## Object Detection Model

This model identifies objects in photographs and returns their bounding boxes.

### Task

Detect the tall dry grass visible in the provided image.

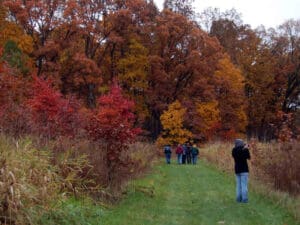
[0,136,60,224]
[0,135,98,224]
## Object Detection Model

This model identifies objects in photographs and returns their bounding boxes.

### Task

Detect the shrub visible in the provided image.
[112,142,158,189]
[0,102,30,137]
[87,84,141,184]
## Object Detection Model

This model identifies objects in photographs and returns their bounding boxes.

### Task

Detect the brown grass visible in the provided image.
[97,142,159,202]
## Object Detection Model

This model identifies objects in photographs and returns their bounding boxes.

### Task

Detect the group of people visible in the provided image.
[163,143,199,165]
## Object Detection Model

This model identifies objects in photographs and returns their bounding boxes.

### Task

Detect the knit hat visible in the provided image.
[234,139,245,148]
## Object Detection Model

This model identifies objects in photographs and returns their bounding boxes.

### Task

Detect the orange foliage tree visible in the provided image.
[214,55,247,139]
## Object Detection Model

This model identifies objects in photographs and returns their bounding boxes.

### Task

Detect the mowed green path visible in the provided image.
[99,160,298,225]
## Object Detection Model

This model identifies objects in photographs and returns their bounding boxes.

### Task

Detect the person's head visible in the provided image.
[234,139,245,148]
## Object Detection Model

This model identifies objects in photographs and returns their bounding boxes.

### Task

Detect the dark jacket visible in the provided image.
[232,146,250,174]
[191,147,199,156]
[164,145,171,154]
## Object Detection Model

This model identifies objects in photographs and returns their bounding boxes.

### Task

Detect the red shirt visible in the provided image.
[176,146,183,154]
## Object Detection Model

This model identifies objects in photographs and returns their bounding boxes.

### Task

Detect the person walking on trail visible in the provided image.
[175,144,183,164]
[191,144,199,165]
[232,139,251,203]
[164,144,172,164]
[182,143,187,164]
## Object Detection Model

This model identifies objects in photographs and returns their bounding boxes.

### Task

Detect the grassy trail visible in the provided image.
[98,160,298,225]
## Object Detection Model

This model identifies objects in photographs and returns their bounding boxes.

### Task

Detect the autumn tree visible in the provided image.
[27,77,83,140]
[4,0,64,76]
[195,100,220,141]
[87,84,141,182]
[277,19,300,112]
[0,17,33,55]
[158,100,192,145]
[203,8,282,139]
[4,0,107,107]
[145,9,223,138]
[163,0,195,19]
[117,39,150,123]
[214,55,247,139]
[1,40,31,75]
[198,7,243,33]
[0,2,33,73]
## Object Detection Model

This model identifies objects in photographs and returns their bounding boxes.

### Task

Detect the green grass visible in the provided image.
[36,198,103,225]
[98,160,299,225]
[43,160,299,225]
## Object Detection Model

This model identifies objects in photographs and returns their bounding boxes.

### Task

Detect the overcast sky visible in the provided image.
[154,0,300,28]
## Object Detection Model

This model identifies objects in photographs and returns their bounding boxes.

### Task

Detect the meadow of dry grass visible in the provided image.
[0,135,158,224]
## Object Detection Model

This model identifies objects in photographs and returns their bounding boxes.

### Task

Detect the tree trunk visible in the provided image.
[87,83,96,108]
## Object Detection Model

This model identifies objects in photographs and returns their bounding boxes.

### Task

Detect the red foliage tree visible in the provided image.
[87,84,141,182]
[27,77,82,140]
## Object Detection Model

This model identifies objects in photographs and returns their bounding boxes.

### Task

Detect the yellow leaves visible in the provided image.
[118,39,149,91]
[196,100,220,132]
[214,55,248,133]
[159,100,192,145]
[0,22,33,54]
[215,55,244,91]
[160,100,184,130]
[117,39,150,121]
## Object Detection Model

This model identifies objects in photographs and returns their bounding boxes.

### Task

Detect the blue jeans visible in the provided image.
[165,153,171,164]
[236,172,249,203]
[177,154,182,164]
[192,155,198,164]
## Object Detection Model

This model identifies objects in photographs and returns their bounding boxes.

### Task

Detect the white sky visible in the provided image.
[154,0,300,28]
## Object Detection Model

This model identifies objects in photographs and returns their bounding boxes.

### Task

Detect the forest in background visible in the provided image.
[0,0,299,224]
[0,0,299,142]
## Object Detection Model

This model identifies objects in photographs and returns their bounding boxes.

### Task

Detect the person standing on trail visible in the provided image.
[175,144,183,164]
[232,139,251,203]
[186,143,192,164]
[164,144,172,164]
[191,144,199,165]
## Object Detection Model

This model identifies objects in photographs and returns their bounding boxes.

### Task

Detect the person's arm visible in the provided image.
[244,146,250,160]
